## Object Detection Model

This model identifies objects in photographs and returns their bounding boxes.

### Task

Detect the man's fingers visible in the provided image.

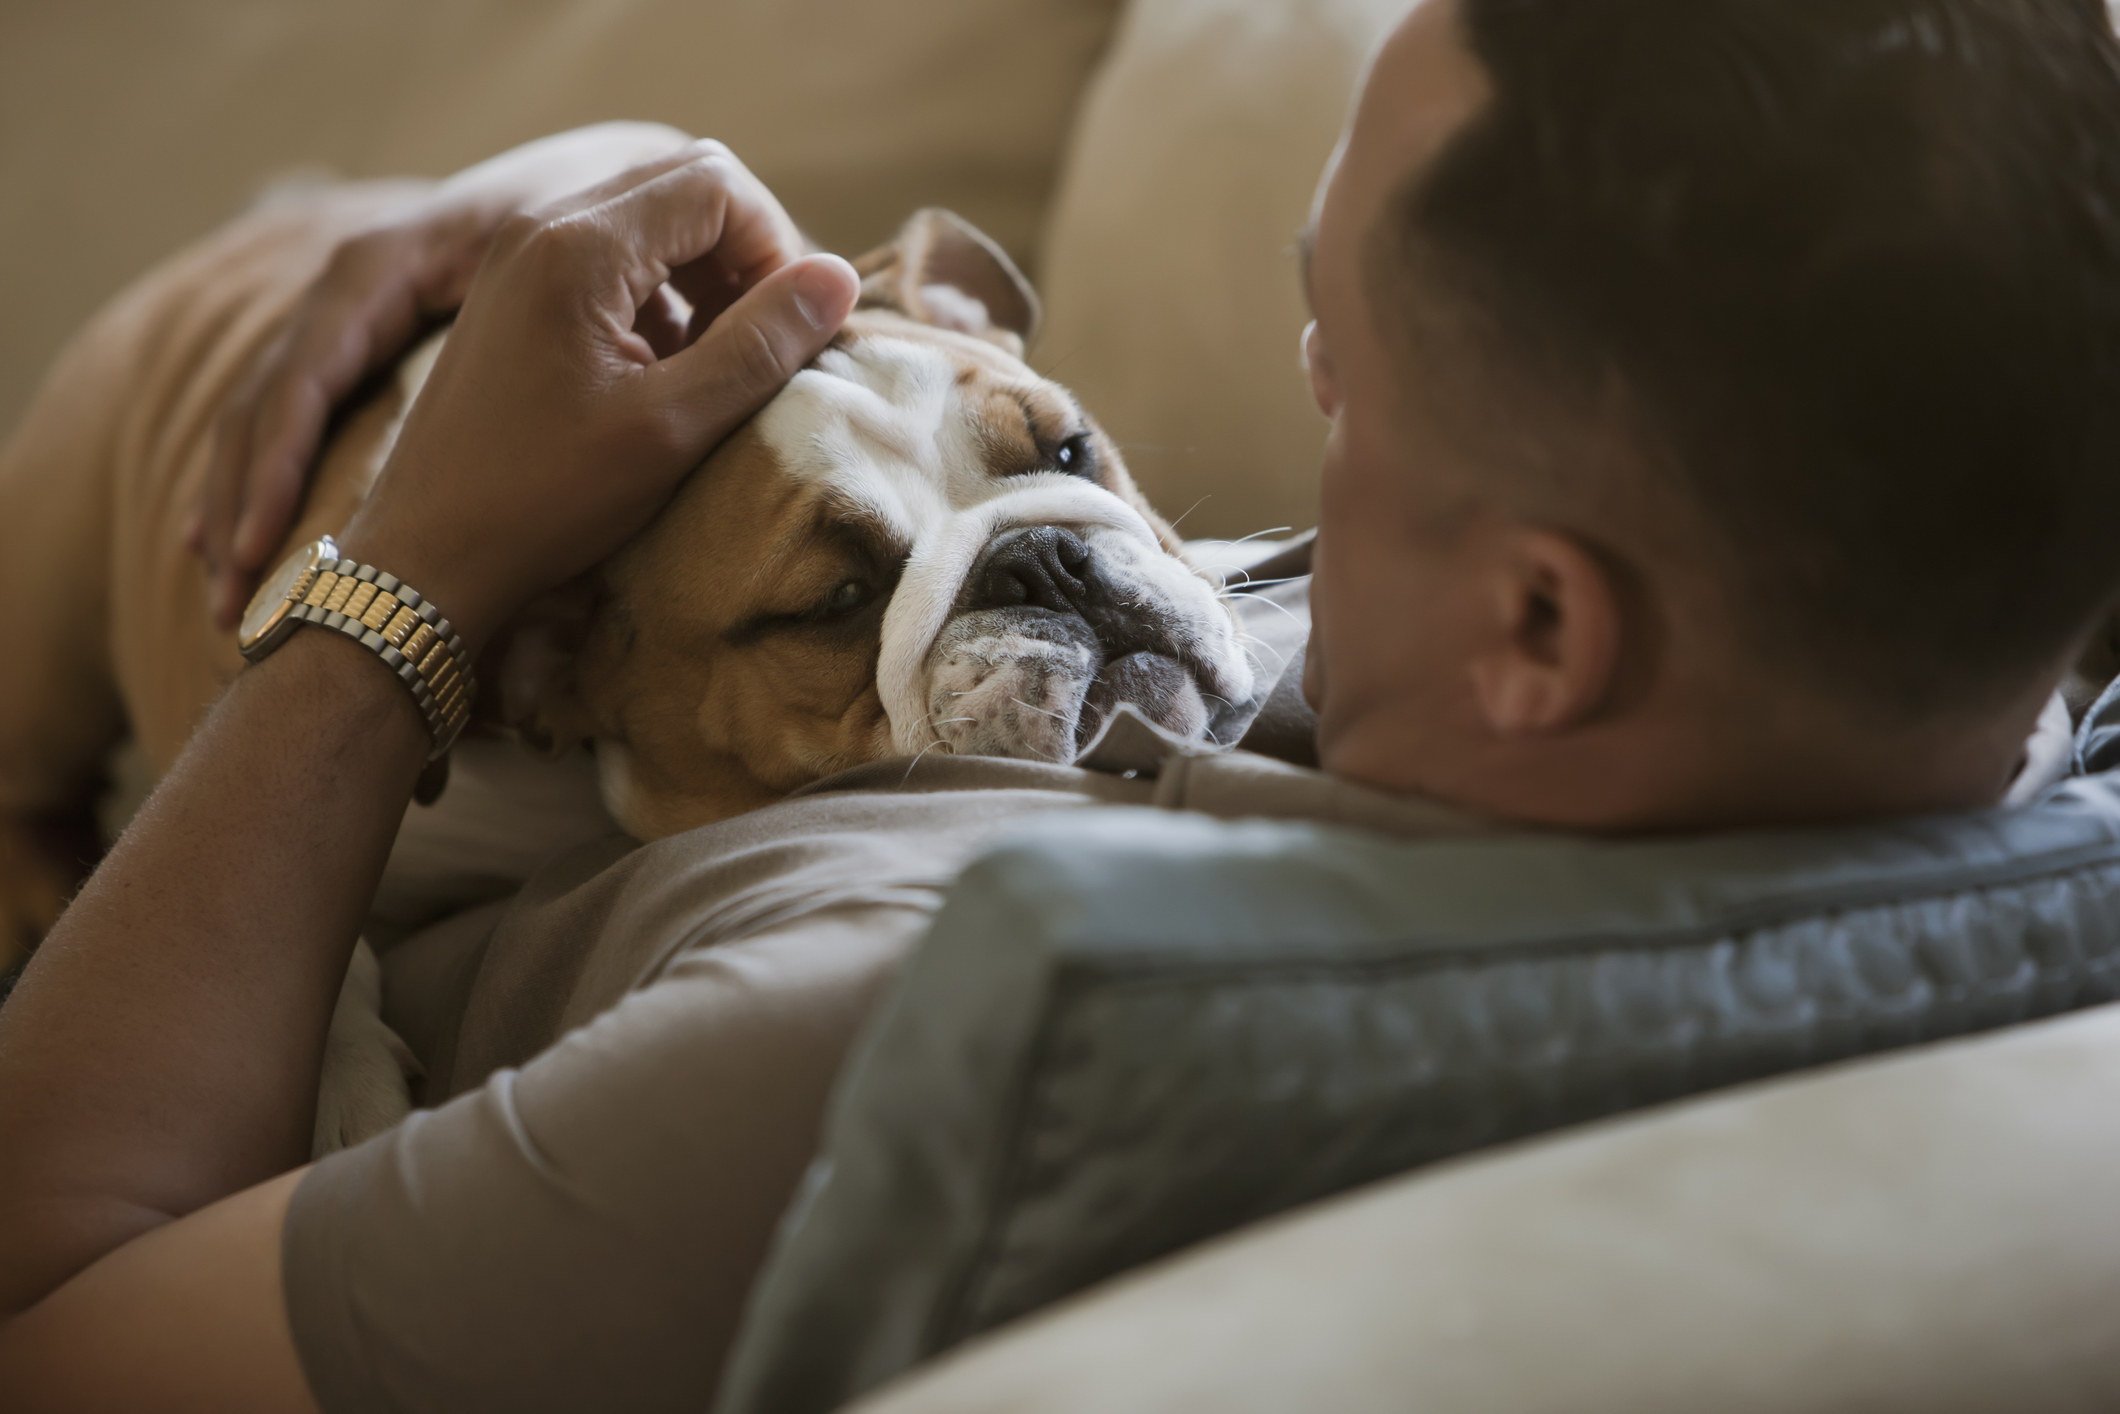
[199,394,258,576]
[632,284,693,361]
[229,380,331,560]
[228,252,435,569]
[229,325,373,571]
[646,253,859,455]
[662,153,807,291]
[556,148,806,311]
[195,234,431,625]
[537,141,802,282]
[434,121,693,212]
[675,261,751,343]
[531,141,724,222]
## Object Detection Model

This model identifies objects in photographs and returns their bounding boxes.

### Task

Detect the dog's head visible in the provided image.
[497,210,1255,839]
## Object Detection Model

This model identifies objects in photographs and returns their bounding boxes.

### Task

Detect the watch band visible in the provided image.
[281,557,474,760]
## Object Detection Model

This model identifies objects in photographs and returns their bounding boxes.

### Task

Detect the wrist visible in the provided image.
[265,620,433,755]
[334,516,508,658]
[244,533,480,761]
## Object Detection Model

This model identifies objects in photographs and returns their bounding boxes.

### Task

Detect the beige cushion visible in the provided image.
[1033,0,1414,539]
[0,0,1122,440]
[852,1002,2120,1414]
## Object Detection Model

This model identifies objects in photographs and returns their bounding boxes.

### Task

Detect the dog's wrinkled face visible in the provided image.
[506,211,1254,839]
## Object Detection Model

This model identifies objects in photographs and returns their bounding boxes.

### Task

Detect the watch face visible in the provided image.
[239,537,334,655]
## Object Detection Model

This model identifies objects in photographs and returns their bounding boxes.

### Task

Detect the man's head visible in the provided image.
[1304,0,2120,828]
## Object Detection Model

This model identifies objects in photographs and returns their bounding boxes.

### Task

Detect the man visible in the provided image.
[3,0,2117,1408]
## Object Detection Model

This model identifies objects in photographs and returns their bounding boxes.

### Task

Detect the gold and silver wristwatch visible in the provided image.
[238,535,474,760]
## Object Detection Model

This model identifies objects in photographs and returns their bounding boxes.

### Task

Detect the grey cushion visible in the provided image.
[713,768,2120,1414]
[2078,673,2120,776]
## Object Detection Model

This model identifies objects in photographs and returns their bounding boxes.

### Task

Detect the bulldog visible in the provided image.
[0,194,1258,1147]
[536,208,1256,836]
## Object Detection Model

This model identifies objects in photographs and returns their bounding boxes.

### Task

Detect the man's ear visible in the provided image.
[479,575,604,755]
[852,208,1041,356]
[1466,527,1622,737]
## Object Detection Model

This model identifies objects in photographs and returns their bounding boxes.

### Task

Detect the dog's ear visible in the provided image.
[478,576,603,757]
[852,208,1041,357]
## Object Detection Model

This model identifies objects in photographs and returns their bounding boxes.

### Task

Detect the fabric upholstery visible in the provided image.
[1032,0,1416,538]
[714,771,2120,1413]
[846,1000,2120,1414]
[0,0,1123,441]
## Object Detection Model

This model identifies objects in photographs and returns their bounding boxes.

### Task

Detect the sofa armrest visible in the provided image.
[851,1002,2120,1414]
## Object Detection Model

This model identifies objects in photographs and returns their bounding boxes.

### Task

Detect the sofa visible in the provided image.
[0,0,1410,542]
[11,2,2120,1409]
[697,689,2120,1412]
[843,1002,2120,1412]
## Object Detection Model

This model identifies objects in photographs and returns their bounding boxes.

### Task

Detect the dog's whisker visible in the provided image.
[1192,527,1298,574]
[1165,494,1213,536]
[1239,647,1291,682]
[1033,338,1089,382]
[901,738,952,784]
[1235,629,1289,656]
[1220,525,1296,549]
[1010,696,1071,724]
[1230,594,1305,628]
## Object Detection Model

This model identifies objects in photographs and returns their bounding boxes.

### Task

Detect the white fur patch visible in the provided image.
[754,334,1254,759]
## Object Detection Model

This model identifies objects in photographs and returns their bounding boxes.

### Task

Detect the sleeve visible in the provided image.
[281,905,923,1414]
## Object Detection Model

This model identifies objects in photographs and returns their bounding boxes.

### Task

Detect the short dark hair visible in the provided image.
[1381,0,2120,715]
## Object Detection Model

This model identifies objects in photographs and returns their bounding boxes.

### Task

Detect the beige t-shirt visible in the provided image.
[282,747,1480,1414]
[280,548,1480,1412]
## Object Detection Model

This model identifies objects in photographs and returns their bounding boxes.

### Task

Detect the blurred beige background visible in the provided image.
[0,0,1411,539]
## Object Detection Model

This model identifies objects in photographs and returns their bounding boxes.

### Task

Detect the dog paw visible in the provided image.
[313,938,423,1157]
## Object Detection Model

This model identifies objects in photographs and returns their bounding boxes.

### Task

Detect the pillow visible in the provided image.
[1032,0,1414,539]
[0,0,1122,440]
[713,770,2120,1414]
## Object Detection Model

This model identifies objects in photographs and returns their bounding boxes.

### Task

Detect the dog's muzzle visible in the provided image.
[959,524,1212,744]
[880,505,1256,764]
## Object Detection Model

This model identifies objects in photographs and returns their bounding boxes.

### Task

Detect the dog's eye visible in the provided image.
[1052,433,1095,478]
[824,579,871,614]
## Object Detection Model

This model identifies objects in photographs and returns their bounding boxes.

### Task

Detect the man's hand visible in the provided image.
[189,122,719,626]
[334,141,860,648]
[0,138,857,1407]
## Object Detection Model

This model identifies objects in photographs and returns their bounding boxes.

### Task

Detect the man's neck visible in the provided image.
[1322,680,2058,835]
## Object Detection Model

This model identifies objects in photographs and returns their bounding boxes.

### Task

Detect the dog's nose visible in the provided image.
[968,526,1094,616]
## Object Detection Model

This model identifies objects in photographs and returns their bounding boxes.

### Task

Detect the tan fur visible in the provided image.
[0,188,411,970]
[0,197,1184,968]
[513,309,1179,838]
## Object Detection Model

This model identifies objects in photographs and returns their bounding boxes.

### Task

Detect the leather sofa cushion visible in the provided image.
[714,765,2120,1414]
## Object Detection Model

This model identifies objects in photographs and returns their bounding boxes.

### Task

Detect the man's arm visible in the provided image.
[0,141,860,1407]
[0,629,422,1314]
